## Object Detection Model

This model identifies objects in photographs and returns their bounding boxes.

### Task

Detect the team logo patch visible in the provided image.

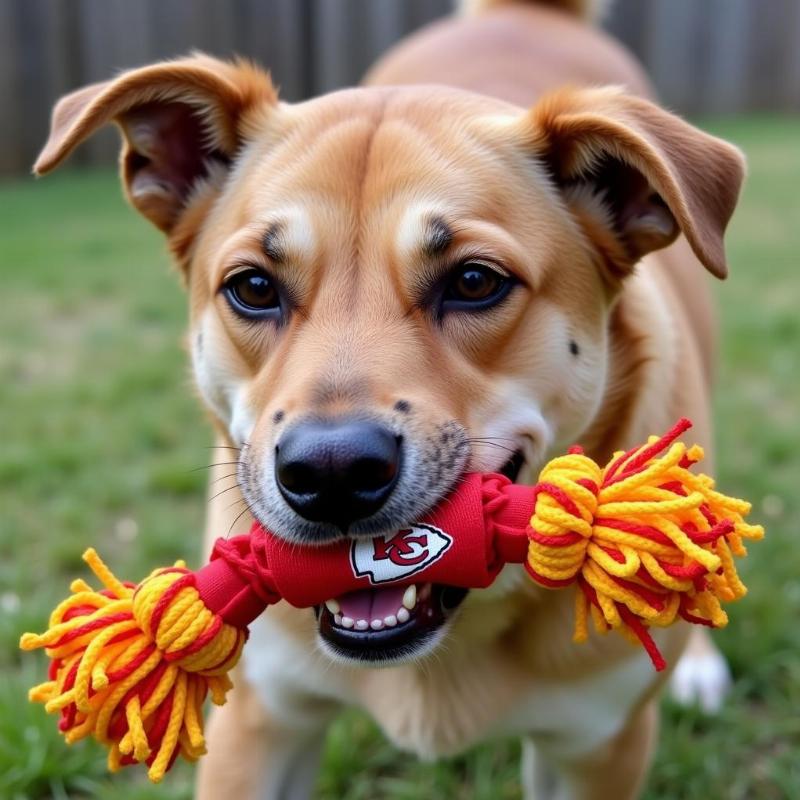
[350,525,453,584]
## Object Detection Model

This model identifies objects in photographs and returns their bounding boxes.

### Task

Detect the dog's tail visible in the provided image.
[459,0,612,23]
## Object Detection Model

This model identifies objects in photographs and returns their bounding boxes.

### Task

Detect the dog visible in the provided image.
[35,0,745,796]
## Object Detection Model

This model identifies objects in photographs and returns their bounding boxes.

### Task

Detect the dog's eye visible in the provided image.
[223,269,281,318]
[442,263,512,311]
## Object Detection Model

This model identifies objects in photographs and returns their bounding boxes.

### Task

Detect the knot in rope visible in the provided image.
[526,450,602,586]
[132,568,245,676]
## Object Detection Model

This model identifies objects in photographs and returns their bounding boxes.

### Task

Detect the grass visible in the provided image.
[0,115,798,799]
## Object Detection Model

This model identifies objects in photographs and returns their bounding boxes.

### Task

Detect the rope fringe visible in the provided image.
[525,419,764,670]
[20,549,244,782]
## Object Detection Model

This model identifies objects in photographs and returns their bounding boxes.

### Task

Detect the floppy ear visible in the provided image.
[35,53,276,234]
[525,87,745,279]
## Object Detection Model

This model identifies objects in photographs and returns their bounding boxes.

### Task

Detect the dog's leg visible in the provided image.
[521,736,560,800]
[668,626,732,713]
[197,669,332,800]
[523,698,659,800]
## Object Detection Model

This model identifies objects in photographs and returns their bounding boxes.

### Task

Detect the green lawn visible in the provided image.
[1,115,798,799]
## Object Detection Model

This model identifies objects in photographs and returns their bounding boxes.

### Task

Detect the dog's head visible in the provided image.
[38,54,744,664]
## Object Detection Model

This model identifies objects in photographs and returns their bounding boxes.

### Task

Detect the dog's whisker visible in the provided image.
[466,440,518,454]
[209,472,240,487]
[188,461,241,473]
[208,484,243,504]
[222,497,247,514]
[227,502,255,537]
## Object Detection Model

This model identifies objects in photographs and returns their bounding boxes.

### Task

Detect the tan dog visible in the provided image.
[35,0,745,797]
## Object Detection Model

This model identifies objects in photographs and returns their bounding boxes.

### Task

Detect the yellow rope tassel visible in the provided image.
[20,549,245,782]
[525,419,764,669]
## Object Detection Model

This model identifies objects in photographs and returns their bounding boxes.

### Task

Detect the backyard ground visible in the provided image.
[0,116,798,799]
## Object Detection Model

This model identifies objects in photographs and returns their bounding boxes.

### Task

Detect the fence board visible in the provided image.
[237,0,309,101]
[605,0,648,52]
[0,1,20,174]
[311,0,367,94]
[365,0,408,64]
[785,1,800,110]
[702,0,753,115]
[73,0,165,163]
[747,0,798,111]
[643,0,705,113]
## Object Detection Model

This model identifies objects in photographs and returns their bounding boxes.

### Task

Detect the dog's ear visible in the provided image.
[35,53,276,234]
[524,87,745,279]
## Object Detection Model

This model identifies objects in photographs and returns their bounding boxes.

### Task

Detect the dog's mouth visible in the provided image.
[499,448,526,482]
[315,448,526,664]
[316,582,469,663]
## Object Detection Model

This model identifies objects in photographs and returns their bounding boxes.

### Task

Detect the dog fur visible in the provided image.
[36,1,745,797]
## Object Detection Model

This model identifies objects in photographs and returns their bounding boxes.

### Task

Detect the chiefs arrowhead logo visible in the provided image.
[350,524,453,584]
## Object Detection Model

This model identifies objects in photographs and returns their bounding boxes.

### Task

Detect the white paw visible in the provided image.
[669,650,732,713]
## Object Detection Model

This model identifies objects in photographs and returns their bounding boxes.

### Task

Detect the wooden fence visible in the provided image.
[1,0,798,174]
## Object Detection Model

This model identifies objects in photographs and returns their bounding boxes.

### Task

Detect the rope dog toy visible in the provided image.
[21,418,763,781]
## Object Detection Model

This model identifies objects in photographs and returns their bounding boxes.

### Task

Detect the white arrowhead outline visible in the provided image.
[349,524,453,585]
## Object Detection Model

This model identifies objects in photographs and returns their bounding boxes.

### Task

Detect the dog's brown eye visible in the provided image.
[223,269,281,318]
[231,272,277,308]
[442,262,513,312]
[449,265,501,301]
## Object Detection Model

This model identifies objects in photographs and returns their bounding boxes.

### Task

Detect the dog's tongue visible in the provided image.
[338,585,406,620]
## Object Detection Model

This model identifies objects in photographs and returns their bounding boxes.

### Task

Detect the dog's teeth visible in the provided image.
[334,613,342,625]
[355,619,369,631]
[341,616,354,629]
[384,614,397,627]
[370,619,384,630]
[396,607,410,623]
[402,585,417,610]
[325,599,341,615]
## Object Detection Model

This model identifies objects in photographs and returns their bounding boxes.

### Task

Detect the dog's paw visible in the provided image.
[669,648,732,713]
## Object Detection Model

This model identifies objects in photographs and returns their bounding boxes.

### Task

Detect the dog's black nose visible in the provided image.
[275,420,401,529]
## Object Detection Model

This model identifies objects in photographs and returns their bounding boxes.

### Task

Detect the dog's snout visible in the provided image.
[275,420,401,529]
